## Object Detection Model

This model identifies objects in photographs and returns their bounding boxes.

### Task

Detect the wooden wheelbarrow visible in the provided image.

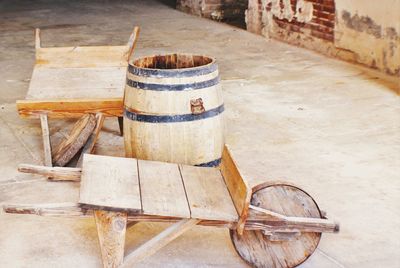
[3,146,339,268]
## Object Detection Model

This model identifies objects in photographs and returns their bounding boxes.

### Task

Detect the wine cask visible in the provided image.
[123,54,224,167]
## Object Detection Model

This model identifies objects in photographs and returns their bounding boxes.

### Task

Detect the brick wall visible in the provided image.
[272,0,335,42]
[177,0,248,28]
[247,0,335,42]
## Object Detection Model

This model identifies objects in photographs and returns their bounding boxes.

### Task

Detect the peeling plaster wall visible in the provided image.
[335,0,400,75]
[245,0,400,76]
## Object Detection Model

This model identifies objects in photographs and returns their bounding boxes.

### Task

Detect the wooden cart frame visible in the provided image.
[4,145,339,268]
[16,28,139,168]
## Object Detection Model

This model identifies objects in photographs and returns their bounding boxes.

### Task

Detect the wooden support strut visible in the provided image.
[39,114,52,167]
[122,219,200,267]
[94,210,128,268]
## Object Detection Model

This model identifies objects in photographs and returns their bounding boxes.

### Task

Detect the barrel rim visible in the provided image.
[129,53,217,78]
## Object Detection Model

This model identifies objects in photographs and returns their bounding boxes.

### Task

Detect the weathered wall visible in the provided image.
[335,0,400,75]
[245,0,400,76]
[176,0,400,76]
[177,0,248,28]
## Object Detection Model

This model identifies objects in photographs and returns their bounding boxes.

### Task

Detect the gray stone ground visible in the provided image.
[0,0,399,267]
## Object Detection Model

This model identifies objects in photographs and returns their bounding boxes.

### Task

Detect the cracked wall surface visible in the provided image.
[335,0,400,76]
[245,0,400,76]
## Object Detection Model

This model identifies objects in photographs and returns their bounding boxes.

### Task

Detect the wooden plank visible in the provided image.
[220,145,251,235]
[52,114,96,166]
[122,219,199,266]
[16,98,123,118]
[18,164,81,181]
[138,160,190,218]
[2,203,235,229]
[179,164,237,221]
[27,67,126,100]
[126,26,140,64]
[79,154,141,212]
[94,210,127,268]
[39,114,52,166]
[76,113,105,167]
[36,45,129,68]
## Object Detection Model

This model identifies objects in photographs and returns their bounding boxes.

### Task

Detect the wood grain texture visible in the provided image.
[36,46,130,68]
[123,219,199,266]
[94,210,127,268]
[124,116,225,166]
[138,160,190,218]
[39,114,52,167]
[52,114,96,166]
[230,184,322,268]
[77,113,105,167]
[79,154,141,212]
[179,164,237,221]
[17,98,123,118]
[18,164,81,181]
[27,67,125,100]
[220,145,251,234]
[126,26,140,64]
[124,54,224,166]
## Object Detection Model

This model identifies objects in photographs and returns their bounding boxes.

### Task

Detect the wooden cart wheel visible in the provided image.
[230,182,322,268]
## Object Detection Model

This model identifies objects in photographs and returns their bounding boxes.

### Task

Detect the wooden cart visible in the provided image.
[4,145,339,268]
[16,28,139,167]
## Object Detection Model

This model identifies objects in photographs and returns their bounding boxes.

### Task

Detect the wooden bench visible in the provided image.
[4,145,339,268]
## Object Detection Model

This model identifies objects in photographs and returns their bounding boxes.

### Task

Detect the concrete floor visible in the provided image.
[1,0,399,267]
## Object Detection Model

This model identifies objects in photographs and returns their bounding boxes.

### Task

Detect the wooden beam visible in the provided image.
[16,98,123,119]
[2,203,89,217]
[52,114,96,166]
[39,114,52,167]
[123,219,200,266]
[2,203,235,228]
[94,210,127,268]
[18,164,81,181]
[126,26,140,63]
[76,113,105,167]
[248,205,339,233]
[35,28,41,49]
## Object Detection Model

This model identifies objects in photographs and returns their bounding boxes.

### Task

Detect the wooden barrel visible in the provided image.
[123,53,225,167]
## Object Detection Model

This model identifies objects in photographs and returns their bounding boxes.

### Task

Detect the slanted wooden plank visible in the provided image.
[76,113,105,167]
[94,210,127,268]
[52,114,96,166]
[39,114,52,166]
[138,160,190,218]
[16,98,123,118]
[220,145,252,235]
[123,219,199,266]
[79,154,141,212]
[179,164,237,221]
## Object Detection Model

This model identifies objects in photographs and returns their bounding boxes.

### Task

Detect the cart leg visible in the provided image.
[94,210,128,268]
[123,219,200,267]
[117,117,123,136]
[39,114,52,167]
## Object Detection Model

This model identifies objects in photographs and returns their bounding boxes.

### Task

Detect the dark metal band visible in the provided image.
[195,158,221,167]
[128,63,218,78]
[124,104,224,123]
[126,76,219,91]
